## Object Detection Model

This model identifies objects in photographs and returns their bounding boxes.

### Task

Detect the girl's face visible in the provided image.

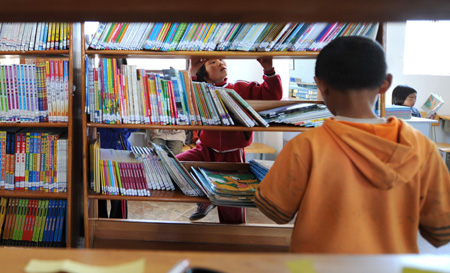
[403,93,417,107]
[204,59,227,83]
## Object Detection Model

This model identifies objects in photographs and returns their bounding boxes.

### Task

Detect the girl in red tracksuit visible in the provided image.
[176,58,283,224]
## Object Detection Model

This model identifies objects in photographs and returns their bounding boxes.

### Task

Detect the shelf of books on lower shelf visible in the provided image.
[0,197,67,247]
[88,137,275,206]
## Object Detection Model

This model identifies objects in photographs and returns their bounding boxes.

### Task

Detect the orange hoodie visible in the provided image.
[255,117,450,253]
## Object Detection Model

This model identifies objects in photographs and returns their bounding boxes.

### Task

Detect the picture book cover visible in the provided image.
[421,93,444,117]
[198,167,260,194]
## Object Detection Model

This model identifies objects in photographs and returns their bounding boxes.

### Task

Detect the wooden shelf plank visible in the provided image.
[0,123,68,128]
[1,0,450,22]
[0,50,70,57]
[88,189,208,203]
[85,50,318,59]
[86,122,311,132]
[0,190,68,199]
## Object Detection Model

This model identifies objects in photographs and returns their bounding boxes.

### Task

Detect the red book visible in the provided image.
[27,199,38,241]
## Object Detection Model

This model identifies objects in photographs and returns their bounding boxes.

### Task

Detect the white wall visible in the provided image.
[386,22,450,115]
[226,59,290,160]
[386,22,450,142]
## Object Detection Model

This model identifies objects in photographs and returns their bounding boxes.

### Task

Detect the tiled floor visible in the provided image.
[128,201,278,224]
[127,201,450,254]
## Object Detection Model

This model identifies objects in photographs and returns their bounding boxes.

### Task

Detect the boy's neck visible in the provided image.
[330,89,379,119]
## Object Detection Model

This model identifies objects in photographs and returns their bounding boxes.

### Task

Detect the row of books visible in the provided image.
[0,198,66,247]
[86,59,267,127]
[0,129,68,193]
[89,137,203,196]
[0,22,70,52]
[0,60,69,123]
[87,22,378,52]
[258,103,333,127]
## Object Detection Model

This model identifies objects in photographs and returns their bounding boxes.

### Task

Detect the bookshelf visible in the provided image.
[0,23,75,248]
[80,22,384,249]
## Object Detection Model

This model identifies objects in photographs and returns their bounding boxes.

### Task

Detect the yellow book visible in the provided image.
[54,22,60,49]
[0,198,7,237]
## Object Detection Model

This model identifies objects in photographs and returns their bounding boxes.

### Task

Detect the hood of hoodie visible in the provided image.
[322,117,420,190]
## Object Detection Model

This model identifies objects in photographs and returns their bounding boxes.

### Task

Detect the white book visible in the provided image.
[31,65,39,122]
[209,86,231,126]
[122,23,137,50]
[132,23,148,50]
[28,23,38,51]
[97,22,113,49]
[217,88,255,127]
[137,23,154,50]
[34,23,42,51]
[126,23,142,50]
[89,22,106,49]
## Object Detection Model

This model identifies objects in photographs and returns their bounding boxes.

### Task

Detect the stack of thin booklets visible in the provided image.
[385,105,412,119]
[190,166,261,207]
[249,159,274,181]
[150,142,205,197]
[258,103,333,127]
[130,146,175,191]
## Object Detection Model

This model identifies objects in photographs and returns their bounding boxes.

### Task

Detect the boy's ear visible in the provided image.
[379,73,393,94]
[314,76,328,97]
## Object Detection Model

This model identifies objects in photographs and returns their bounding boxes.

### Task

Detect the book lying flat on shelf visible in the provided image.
[258,102,333,127]
[421,93,444,118]
[189,165,261,207]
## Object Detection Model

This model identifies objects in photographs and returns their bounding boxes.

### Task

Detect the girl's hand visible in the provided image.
[257,58,273,72]
[189,58,208,76]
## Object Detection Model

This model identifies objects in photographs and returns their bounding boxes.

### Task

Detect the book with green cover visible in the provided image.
[198,167,260,194]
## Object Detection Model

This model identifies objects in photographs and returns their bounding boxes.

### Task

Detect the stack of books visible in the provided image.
[258,103,333,127]
[88,22,378,52]
[190,166,261,207]
[385,105,412,119]
[249,159,274,181]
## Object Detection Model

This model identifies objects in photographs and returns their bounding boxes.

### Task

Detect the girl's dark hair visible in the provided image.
[196,64,208,82]
[392,85,417,105]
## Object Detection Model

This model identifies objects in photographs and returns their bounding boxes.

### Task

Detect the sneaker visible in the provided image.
[189,203,216,221]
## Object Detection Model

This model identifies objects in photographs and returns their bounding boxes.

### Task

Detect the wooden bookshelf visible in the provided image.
[80,21,382,249]
[0,24,75,248]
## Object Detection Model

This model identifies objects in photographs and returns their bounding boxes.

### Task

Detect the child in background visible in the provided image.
[177,58,283,223]
[255,36,450,253]
[146,129,186,155]
[391,85,422,117]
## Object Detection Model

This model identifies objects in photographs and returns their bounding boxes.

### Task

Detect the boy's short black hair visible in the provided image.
[315,36,387,91]
[392,85,417,105]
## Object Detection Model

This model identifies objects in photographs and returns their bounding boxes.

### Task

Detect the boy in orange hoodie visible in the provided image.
[255,36,450,253]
